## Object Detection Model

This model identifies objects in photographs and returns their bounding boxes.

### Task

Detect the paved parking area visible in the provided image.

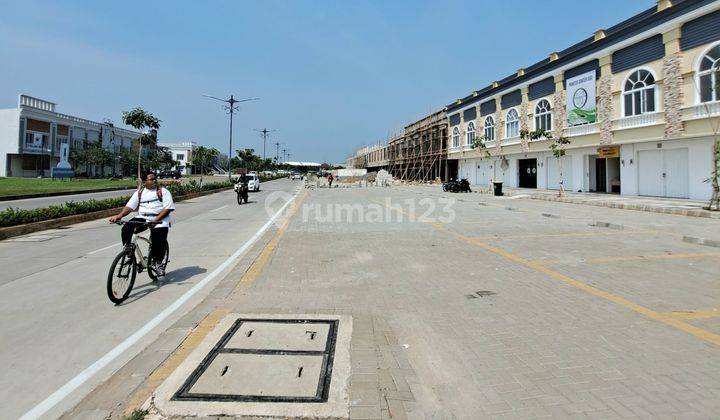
[223,185,720,419]
[66,184,720,419]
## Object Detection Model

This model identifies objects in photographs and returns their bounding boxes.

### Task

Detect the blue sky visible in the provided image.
[0,0,651,163]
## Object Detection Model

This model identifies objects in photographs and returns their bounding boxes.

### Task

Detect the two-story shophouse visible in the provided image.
[446,0,720,200]
[0,95,140,177]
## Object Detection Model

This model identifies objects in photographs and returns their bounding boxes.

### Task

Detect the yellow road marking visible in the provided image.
[373,197,720,347]
[664,308,720,320]
[473,229,665,241]
[586,252,720,264]
[531,252,720,266]
[232,189,308,293]
[124,308,229,415]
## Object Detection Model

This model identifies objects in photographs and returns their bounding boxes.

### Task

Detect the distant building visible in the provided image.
[0,94,140,177]
[158,141,196,175]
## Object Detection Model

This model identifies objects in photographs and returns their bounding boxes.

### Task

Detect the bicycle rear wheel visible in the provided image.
[107,251,136,304]
[148,243,170,281]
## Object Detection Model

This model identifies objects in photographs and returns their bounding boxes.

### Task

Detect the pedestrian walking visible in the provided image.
[328,173,334,188]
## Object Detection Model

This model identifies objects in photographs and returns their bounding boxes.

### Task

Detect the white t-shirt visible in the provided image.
[125,187,175,228]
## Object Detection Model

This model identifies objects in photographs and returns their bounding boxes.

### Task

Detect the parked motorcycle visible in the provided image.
[442,178,472,193]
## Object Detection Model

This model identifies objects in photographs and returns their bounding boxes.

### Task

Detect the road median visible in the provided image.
[0,184,233,241]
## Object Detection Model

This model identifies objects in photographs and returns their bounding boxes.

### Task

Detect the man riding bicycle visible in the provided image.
[109,170,175,276]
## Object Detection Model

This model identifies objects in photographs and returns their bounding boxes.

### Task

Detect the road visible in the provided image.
[0,179,299,419]
[0,188,138,211]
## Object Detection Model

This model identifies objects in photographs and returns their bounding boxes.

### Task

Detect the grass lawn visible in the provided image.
[0,177,137,198]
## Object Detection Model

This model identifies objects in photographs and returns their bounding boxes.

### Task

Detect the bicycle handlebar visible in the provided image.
[113,220,161,226]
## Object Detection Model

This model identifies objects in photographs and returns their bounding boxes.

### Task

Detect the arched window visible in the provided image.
[699,44,720,103]
[484,116,495,141]
[623,69,656,116]
[505,109,519,138]
[466,121,475,146]
[534,99,552,131]
[452,127,460,148]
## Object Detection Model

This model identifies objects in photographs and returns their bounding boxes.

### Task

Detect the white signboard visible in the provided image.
[566,70,597,126]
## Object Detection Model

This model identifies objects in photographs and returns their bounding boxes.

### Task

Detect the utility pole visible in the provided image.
[274,141,281,163]
[281,148,287,163]
[254,128,277,170]
[203,94,259,181]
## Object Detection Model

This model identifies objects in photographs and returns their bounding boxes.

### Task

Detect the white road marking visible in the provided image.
[210,204,228,212]
[20,189,299,420]
[87,242,122,255]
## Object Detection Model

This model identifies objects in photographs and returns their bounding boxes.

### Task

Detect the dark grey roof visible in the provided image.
[446,0,711,113]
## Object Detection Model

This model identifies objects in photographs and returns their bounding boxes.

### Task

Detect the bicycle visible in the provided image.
[107,220,170,304]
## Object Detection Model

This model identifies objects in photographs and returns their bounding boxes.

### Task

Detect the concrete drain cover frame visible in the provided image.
[172,318,338,403]
[154,313,352,419]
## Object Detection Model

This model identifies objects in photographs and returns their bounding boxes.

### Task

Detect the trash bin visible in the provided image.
[493,181,503,196]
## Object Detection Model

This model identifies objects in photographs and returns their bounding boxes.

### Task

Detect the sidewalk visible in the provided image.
[499,187,720,219]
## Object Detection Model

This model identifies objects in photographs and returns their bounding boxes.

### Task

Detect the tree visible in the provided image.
[70,141,114,177]
[520,128,571,197]
[122,108,161,185]
[190,146,219,187]
[147,146,178,172]
[235,148,264,172]
[704,72,720,210]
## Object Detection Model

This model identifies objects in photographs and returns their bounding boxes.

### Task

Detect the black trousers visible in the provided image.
[121,217,168,262]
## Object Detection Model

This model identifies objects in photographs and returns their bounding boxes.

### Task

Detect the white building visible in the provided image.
[158,141,196,175]
[446,1,720,201]
[0,94,140,177]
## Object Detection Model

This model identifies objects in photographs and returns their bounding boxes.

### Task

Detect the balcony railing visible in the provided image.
[565,123,598,137]
[614,112,662,130]
[502,136,521,145]
[22,145,52,154]
[689,101,720,119]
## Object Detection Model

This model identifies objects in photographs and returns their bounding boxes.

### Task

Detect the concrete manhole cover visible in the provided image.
[154,314,352,419]
[173,319,338,403]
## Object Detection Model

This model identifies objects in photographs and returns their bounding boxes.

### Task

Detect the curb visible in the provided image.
[0,187,233,241]
[514,193,720,220]
[0,185,136,201]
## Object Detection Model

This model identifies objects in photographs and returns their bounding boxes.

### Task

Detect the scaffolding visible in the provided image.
[387,109,448,182]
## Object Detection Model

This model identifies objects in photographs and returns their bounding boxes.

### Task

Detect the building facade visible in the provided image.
[158,141,196,175]
[347,109,449,181]
[0,95,140,177]
[446,0,720,200]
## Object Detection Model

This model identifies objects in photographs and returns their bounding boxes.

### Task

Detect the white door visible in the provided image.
[478,160,491,186]
[546,156,573,191]
[638,148,688,198]
[638,150,664,197]
[664,148,688,198]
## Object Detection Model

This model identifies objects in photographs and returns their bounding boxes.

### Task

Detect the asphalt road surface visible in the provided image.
[0,179,299,419]
[0,188,137,211]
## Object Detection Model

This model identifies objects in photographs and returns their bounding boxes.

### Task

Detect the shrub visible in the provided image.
[0,181,234,228]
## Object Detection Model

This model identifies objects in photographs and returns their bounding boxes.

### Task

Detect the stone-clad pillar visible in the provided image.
[552,74,566,136]
[598,55,614,145]
[520,87,530,151]
[493,98,503,155]
[662,27,684,140]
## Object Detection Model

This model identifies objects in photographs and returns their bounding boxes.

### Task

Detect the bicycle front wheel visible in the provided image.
[107,251,136,304]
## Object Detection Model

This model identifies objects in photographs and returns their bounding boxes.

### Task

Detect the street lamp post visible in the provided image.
[203,94,259,181]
